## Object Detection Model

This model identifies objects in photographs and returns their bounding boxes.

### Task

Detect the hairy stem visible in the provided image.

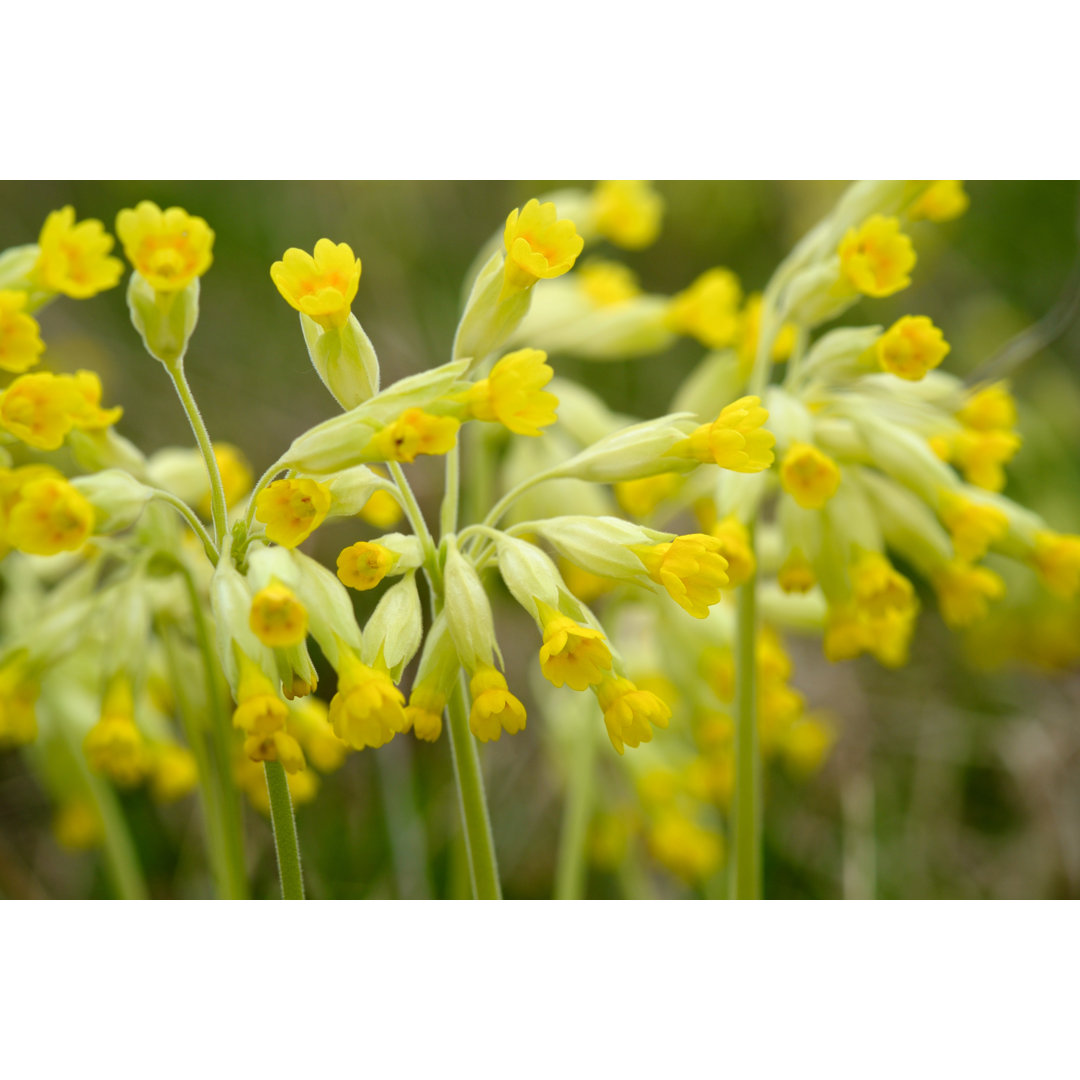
[733,552,762,899]
[264,760,305,899]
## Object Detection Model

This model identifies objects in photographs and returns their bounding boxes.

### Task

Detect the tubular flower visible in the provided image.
[614,472,683,519]
[578,260,642,307]
[231,653,289,736]
[34,206,123,299]
[337,541,399,591]
[468,663,526,742]
[851,552,916,620]
[958,382,1017,432]
[83,674,147,786]
[115,201,215,292]
[0,291,44,373]
[329,647,407,750]
[664,267,742,349]
[6,475,94,555]
[824,602,917,668]
[909,181,969,223]
[404,682,446,742]
[950,428,1020,492]
[254,477,331,547]
[249,582,309,647]
[359,466,402,528]
[940,492,1008,562]
[736,293,797,372]
[1032,531,1080,598]
[536,601,613,691]
[838,215,916,298]
[243,729,307,773]
[673,395,775,472]
[270,239,362,330]
[502,199,584,298]
[589,180,664,250]
[0,658,39,748]
[933,560,1005,627]
[368,408,460,463]
[462,348,558,436]
[780,442,841,509]
[778,549,816,593]
[594,675,671,755]
[710,516,755,587]
[634,534,730,618]
[875,315,950,380]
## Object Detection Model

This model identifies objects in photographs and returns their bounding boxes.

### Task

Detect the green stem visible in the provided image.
[440,445,460,537]
[445,676,501,899]
[554,712,597,900]
[264,760,305,899]
[387,460,442,589]
[150,489,218,565]
[733,548,762,900]
[243,462,285,535]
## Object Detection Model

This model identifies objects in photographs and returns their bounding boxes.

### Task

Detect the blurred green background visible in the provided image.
[1,181,1079,899]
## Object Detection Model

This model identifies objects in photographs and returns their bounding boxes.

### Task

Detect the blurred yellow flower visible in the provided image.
[838,215,915,297]
[0,291,44,373]
[590,180,663,249]
[34,206,123,299]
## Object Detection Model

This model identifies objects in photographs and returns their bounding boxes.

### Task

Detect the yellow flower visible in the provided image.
[287,697,349,772]
[647,811,722,884]
[957,382,1016,432]
[254,477,331,547]
[116,201,214,292]
[594,675,670,755]
[778,549,816,593]
[838,215,916,298]
[328,647,407,750]
[243,729,307,772]
[337,541,399,591]
[34,206,123,299]
[53,800,104,850]
[824,602,916,668]
[577,260,642,307]
[149,743,199,802]
[0,291,45,373]
[558,558,616,604]
[536,601,613,691]
[368,408,460,463]
[462,347,557,436]
[502,199,584,298]
[67,370,123,430]
[1033,531,1080,598]
[950,428,1020,491]
[851,552,916,620]
[933,560,1004,627]
[875,315,950,380]
[672,395,775,472]
[665,267,742,348]
[710,516,755,587]
[359,467,402,528]
[84,673,148,787]
[634,534,729,618]
[909,181,969,223]
[231,653,289,736]
[468,663,526,742]
[939,492,1008,562]
[780,442,841,509]
[270,238,362,330]
[0,371,83,450]
[6,475,94,555]
[404,682,446,742]
[614,472,683,519]
[781,714,836,777]
[590,180,664,249]
[736,293,797,372]
[0,657,39,748]
[249,582,309,647]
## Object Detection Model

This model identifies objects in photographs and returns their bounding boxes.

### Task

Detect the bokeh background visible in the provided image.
[1,180,1079,899]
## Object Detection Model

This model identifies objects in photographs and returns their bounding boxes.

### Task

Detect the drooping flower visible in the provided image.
[536,602,613,691]
[337,541,399,591]
[875,315,949,380]
[594,675,671,754]
[589,180,664,250]
[780,442,841,509]
[368,408,460,463]
[249,582,309,647]
[634,534,729,618]
[672,395,775,472]
[665,267,742,349]
[468,663,526,742]
[461,347,557,436]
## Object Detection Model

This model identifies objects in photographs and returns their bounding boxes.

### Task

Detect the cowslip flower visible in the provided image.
[337,541,399,591]
[243,729,306,773]
[950,428,1021,492]
[270,239,362,330]
[0,658,39,748]
[34,206,123,299]
[328,647,407,750]
[1032,531,1080,598]
[634,534,729,618]
[288,698,349,772]
[231,653,289,736]
[0,291,45,373]
[875,315,950,380]
[589,180,664,250]
[536,602,613,691]
[672,395,775,472]
[0,371,84,449]
[502,199,584,298]
[838,215,916,297]
[594,675,671,754]
[909,181,969,223]
[461,347,557,436]
[254,477,332,547]
[933,560,1005,627]
[468,663,526,742]
[115,201,214,292]
[780,442,841,509]
[939,492,1008,562]
[710,516,755,587]
[851,552,916,621]
[665,267,742,349]
[148,743,199,803]
[614,473,683,519]
[83,674,147,786]
[404,682,446,743]
[958,382,1016,431]
[249,582,309,647]
[577,260,642,307]
[647,811,722,883]
[368,408,459,463]
[778,549,816,593]
[5,474,94,555]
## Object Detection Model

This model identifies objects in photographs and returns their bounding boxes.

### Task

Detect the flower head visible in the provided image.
[710,516,755,587]
[502,199,584,298]
[270,239,362,330]
[634,534,729,618]
[665,267,742,348]
[0,658,39,748]
[115,201,214,292]
[1033,531,1080,598]
[0,371,82,450]
[537,602,613,691]
[958,382,1017,432]
[462,347,557,436]
[909,181,969,223]
[468,663,526,742]
[590,180,663,250]
[838,215,916,298]
[875,315,950,380]
[673,395,775,472]
[933,560,1004,627]
[148,743,199,803]
[328,647,407,750]
[34,206,123,299]
[404,682,446,743]
[950,428,1021,492]
[337,541,399,591]
[940,492,1008,562]
[231,653,288,736]
[368,408,460,463]
[577,260,642,307]
[5,474,94,555]
[595,675,671,755]
[83,674,147,786]
[0,291,44,373]
[780,442,841,509]
[254,477,331,547]
[250,582,309,647]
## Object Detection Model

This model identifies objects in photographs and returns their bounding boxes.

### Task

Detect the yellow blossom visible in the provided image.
[780,442,841,509]
[213,444,253,510]
[537,602,613,691]
[249,582,309,647]
[951,428,1021,491]
[34,206,123,299]
[781,714,836,776]
[359,467,402,528]
[149,743,199,802]
[83,673,148,786]
[502,199,584,298]
[287,697,348,772]
[710,516,755,587]
[838,215,916,298]
[68,370,123,430]
[254,477,331,547]
[778,549,816,593]
[0,371,83,449]
[328,647,407,750]
[909,181,969,223]
[404,682,446,743]
[115,201,214,292]
[368,408,460,463]
[0,291,44,373]
[243,729,307,772]
[53,800,104,850]
[270,238,362,330]
[852,552,916,620]
[824,602,916,668]
[235,754,319,814]
[590,180,664,249]
[614,472,683,519]
[468,663,526,742]
[933,560,1005,627]
[337,541,399,591]
[1032,531,1080,598]
[594,675,670,755]
[665,267,742,348]
[577,260,642,307]
[647,811,722,884]
[875,315,950,380]
[0,658,38,748]
[6,475,94,555]
[231,653,288,736]
[635,533,729,617]
[462,348,558,436]
[940,492,1008,562]
[673,395,775,472]
[958,382,1016,431]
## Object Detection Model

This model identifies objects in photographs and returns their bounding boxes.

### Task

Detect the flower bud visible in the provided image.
[300,312,379,410]
[443,540,497,670]
[493,533,565,620]
[527,515,663,580]
[361,572,423,681]
[71,469,154,533]
[549,415,698,484]
[125,272,200,366]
